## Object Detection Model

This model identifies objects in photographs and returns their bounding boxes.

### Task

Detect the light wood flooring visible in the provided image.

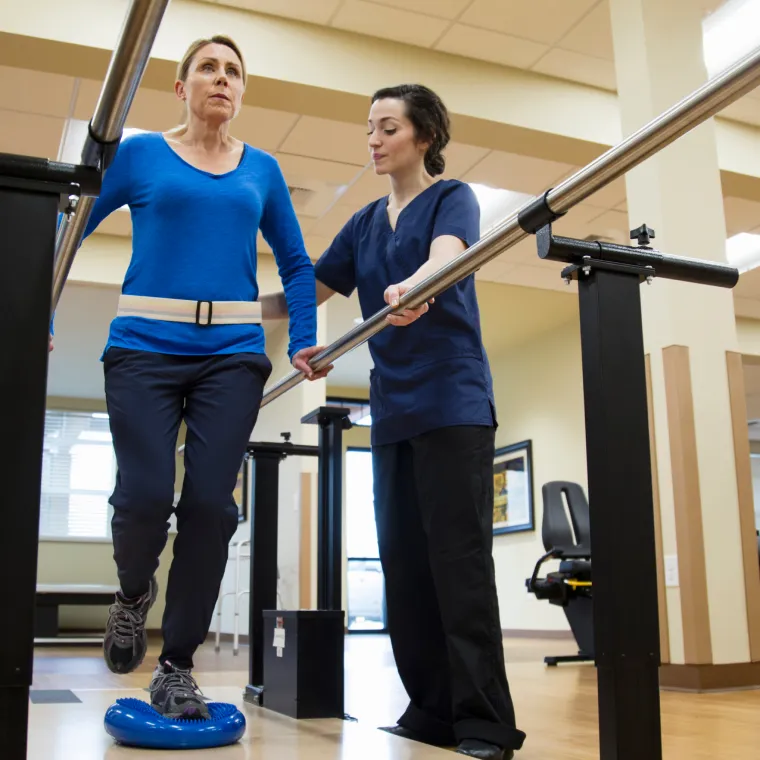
[25,634,760,759]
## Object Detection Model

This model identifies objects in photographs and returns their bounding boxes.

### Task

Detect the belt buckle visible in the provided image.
[195,300,213,326]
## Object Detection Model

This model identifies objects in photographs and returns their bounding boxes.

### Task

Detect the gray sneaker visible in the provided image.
[149,661,210,720]
[103,576,158,674]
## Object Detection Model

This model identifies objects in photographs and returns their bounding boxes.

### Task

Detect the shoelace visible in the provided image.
[149,669,206,700]
[107,604,144,643]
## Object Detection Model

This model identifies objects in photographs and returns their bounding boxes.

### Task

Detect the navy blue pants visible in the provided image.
[372,426,525,751]
[103,347,272,669]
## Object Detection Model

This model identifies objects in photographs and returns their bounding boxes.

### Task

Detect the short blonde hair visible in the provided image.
[177,34,247,84]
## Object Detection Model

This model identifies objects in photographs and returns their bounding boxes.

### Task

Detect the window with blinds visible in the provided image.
[40,409,117,539]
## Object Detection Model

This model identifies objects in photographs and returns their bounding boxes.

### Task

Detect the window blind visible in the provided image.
[40,409,116,539]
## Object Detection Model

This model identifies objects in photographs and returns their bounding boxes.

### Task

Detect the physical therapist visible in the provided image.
[266,83,525,760]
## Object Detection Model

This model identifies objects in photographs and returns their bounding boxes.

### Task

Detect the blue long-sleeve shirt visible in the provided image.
[80,132,316,360]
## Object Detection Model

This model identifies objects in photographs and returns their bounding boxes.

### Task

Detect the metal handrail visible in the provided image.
[51,0,171,311]
[261,44,760,408]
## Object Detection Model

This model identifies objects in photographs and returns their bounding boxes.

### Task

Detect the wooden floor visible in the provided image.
[26,634,760,759]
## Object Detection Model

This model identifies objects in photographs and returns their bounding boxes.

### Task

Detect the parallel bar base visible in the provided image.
[0,687,30,760]
[243,684,264,706]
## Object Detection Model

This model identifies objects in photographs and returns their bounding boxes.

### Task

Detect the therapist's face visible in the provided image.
[367,98,430,176]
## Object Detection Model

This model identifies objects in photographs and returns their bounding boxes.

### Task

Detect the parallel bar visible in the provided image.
[0,188,58,758]
[537,231,740,288]
[261,44,760,408]
[51,0,171,311]
[0,154,101,197]
[246,441,319,458]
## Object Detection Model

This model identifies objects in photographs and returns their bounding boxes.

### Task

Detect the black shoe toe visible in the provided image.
[456,739,514,759]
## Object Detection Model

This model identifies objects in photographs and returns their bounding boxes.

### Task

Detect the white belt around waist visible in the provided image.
[117,295,262,326]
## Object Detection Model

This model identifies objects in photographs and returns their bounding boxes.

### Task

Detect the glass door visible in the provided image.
[345,447,387,632]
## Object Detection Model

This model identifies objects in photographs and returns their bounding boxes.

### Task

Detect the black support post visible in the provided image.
[0,186,59,758]
[244,446,284,705]
[302,407,352,612]
[243,437,320,706]
[576,265,662,760]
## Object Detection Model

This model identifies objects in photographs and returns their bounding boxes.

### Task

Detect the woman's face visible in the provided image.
[176,43,245,125]
[367,98,429,176]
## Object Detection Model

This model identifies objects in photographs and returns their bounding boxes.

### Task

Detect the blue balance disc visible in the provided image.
[104,698,246,749]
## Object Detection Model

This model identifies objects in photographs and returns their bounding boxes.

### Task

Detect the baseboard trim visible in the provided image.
[501,629,574,640]
[660,662,760,692]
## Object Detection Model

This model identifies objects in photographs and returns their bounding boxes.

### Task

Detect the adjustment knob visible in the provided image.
[630,224,655,247]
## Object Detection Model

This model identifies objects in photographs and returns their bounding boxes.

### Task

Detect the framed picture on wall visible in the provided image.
[233,454,250,523]
[492,440,534,535]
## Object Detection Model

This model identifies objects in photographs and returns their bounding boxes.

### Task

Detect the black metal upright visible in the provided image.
[245,446,283,703]
[0,179,64,757]
[302,407,352,611]
[244,437,319,706]
[575,260,662,760]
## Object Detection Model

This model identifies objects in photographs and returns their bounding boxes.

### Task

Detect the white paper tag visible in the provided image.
[273,628,285,648]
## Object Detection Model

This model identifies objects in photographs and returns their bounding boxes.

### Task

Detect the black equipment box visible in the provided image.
[262,610,345,719]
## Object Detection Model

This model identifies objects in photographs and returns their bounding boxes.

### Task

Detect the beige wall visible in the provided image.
[490,315,586,633]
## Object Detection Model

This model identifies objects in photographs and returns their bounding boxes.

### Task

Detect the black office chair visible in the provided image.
[525,481,594,666]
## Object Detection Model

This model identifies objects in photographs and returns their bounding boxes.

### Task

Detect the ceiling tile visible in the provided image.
[461,0,599,46]
[310,203,357,238]
[232,106,300,151]
[531,49,617,91]
[580,176,627,210]
[339,167,389,207]
[583,208,630,243]
[441,142,492,179]
[435,24,547,70]
[0,109,64,159]
[115,88,184,133]
[724,196,760,236]
[303,235,335,260]
[219,0,343,24]
[500,263,576,292]
[279,115,370,166]
[462,151,575,196]
[366,0,472,20]
[331,0,450,48]
[276,152,362,187]
[556,0,615,61]
[0,66,76,118]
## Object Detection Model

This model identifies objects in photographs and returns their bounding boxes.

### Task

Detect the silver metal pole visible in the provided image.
[51,0,171,310]
[261,43,760,408]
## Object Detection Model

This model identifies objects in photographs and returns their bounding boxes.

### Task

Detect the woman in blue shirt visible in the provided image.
[313,86,526,759]
[54,35,323,719]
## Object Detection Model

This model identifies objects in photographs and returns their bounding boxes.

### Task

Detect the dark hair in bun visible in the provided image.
[371,83,451,177]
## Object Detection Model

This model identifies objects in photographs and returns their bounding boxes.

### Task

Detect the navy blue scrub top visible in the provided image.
[314,179,497,447]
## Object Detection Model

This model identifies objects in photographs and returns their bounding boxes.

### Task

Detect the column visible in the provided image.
[608,0,760,688]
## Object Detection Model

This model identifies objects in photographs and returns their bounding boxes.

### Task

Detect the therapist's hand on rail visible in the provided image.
[49,333,54,352]
[384,281,432,326]
[291,345,334,381]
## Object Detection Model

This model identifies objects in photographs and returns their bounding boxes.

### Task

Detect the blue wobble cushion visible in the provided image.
[104,698,246,749]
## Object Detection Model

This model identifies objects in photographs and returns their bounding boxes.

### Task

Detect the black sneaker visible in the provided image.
[103,576,158,674]
[149,661,210,720]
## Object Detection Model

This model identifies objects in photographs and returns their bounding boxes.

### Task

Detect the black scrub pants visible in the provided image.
[372,425,526,751]
[103,346,272,669]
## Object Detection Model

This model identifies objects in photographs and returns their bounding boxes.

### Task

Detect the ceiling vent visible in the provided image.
[288,185,316,212]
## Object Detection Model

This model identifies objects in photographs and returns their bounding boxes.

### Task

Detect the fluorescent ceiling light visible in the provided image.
[468,183,533,235]
[726,232,760,272]
[703,0,760,78]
